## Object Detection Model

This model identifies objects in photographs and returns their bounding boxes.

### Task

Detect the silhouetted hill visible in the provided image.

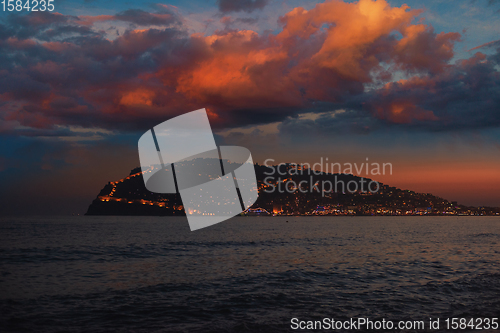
[86,162,499,216]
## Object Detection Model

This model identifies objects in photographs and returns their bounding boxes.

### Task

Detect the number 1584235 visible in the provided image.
[2,0,54,11]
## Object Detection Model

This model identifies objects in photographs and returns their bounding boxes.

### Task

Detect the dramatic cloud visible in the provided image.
[0,0,499,137]
[277,109,381,136]
[365,51,500,129]
[77,8,181,27]
[217,0,269,13]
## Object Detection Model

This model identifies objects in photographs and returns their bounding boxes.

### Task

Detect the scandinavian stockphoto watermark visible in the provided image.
[138,108,258,231]
[290,317,499,330]
[262,158,392,196]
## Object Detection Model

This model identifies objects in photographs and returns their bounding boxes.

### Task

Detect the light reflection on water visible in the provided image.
[0,216,499,332]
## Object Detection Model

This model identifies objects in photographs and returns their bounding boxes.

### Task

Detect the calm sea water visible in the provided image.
[0,216,499,332]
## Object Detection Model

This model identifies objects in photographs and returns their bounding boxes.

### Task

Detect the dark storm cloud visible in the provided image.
[0,7,180,41]
[0,5,206,134]
[75,6,182,27]
[1,0,500,139]
[4,12,73,39]
[114,9,181,27]
[39,25,100,41]
[362,51,500,131]
[217,0,269,13]
[278,109,382,137]
[273,44,500,134]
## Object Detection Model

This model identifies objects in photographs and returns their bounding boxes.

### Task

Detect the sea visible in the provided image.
[0,216,499,332]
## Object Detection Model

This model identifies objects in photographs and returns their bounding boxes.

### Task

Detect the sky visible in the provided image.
[0,0,500,215]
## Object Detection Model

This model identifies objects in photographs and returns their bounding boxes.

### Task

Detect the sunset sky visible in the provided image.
[1,0,500,215]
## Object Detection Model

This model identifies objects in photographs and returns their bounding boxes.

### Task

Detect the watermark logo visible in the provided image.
[138,108,258,231]
[262,158,391,196]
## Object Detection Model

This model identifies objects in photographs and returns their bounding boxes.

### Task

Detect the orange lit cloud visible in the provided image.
[373,100,438,124]
[120,89,155,107]
[0,0,490,132]
[165,0,460,115]
[174,30,297,109]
